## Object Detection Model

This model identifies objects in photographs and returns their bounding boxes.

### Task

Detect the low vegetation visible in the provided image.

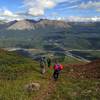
[0,49,100,100]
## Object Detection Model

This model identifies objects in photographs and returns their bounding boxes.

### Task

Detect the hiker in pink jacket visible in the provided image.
[53,60,63,81]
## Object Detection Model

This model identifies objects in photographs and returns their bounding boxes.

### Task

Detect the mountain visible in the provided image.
[7,19,70,30]
[0,20,18,30]
[0,20,6,24]
[8,20,35,30]
[34,19,69,29]
[0,20,7,29]
[0,19,100,49]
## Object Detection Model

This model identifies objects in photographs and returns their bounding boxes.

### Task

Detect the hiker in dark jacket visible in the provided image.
[53,60,63,81]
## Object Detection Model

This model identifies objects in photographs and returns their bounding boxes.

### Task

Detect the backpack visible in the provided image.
[60,64,63,70]
[54,64,63,71]
[40,58,46,67]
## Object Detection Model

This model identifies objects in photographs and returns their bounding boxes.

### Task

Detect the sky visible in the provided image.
[0,0,100,21]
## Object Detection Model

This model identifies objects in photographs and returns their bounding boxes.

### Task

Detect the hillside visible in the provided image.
[0,49,39,79]
[49,60,100,100]
[0,49,77,100]
[65,59,100,79]
[0,20,5,24]
[0,49,100,100]
[0,49,50,100]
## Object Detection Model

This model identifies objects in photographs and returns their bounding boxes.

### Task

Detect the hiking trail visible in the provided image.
[32,77,57,100]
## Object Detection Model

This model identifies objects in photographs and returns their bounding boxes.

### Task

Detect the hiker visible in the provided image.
[47,57,51,68]
[40,57,46,74]
[53,60,63,81]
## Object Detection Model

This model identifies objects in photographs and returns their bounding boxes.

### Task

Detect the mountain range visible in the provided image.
[0,19,70,30]
[0,19,100,49]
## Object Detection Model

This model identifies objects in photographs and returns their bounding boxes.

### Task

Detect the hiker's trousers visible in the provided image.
[53,70,60,80]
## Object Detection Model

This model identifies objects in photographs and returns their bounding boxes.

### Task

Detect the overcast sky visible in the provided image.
[0,0,100,21]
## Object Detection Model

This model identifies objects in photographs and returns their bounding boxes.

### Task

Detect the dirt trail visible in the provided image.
[32,64,85,100]
[32,79,56,100]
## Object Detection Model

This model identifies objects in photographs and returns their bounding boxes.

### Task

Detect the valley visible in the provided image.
[4,47,100,62]
[0,19,100,50]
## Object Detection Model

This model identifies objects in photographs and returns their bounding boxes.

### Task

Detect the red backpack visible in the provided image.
[60,64,63,70]
[54,64,63,70]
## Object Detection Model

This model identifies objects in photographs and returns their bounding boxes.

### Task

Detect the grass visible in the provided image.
[0,49,48,100]
[0,49,39,80]
[47,68,100,100]
[85,51,100,58]
[0,71,50,100]
[62,56,83,64]
[0,49,100,100]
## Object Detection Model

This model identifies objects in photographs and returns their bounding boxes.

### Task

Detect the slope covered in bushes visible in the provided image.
[0,49,39,79]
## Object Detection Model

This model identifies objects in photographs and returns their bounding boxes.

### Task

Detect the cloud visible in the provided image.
[0,8,18,17]
[65,16,100,22]
[23,0,56,16]
[79,1,100,12]
[54,0,79,3]
[0,0,80,21]
[0,8,24,21]
[23,0,79,16]
[67,5,78,9]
